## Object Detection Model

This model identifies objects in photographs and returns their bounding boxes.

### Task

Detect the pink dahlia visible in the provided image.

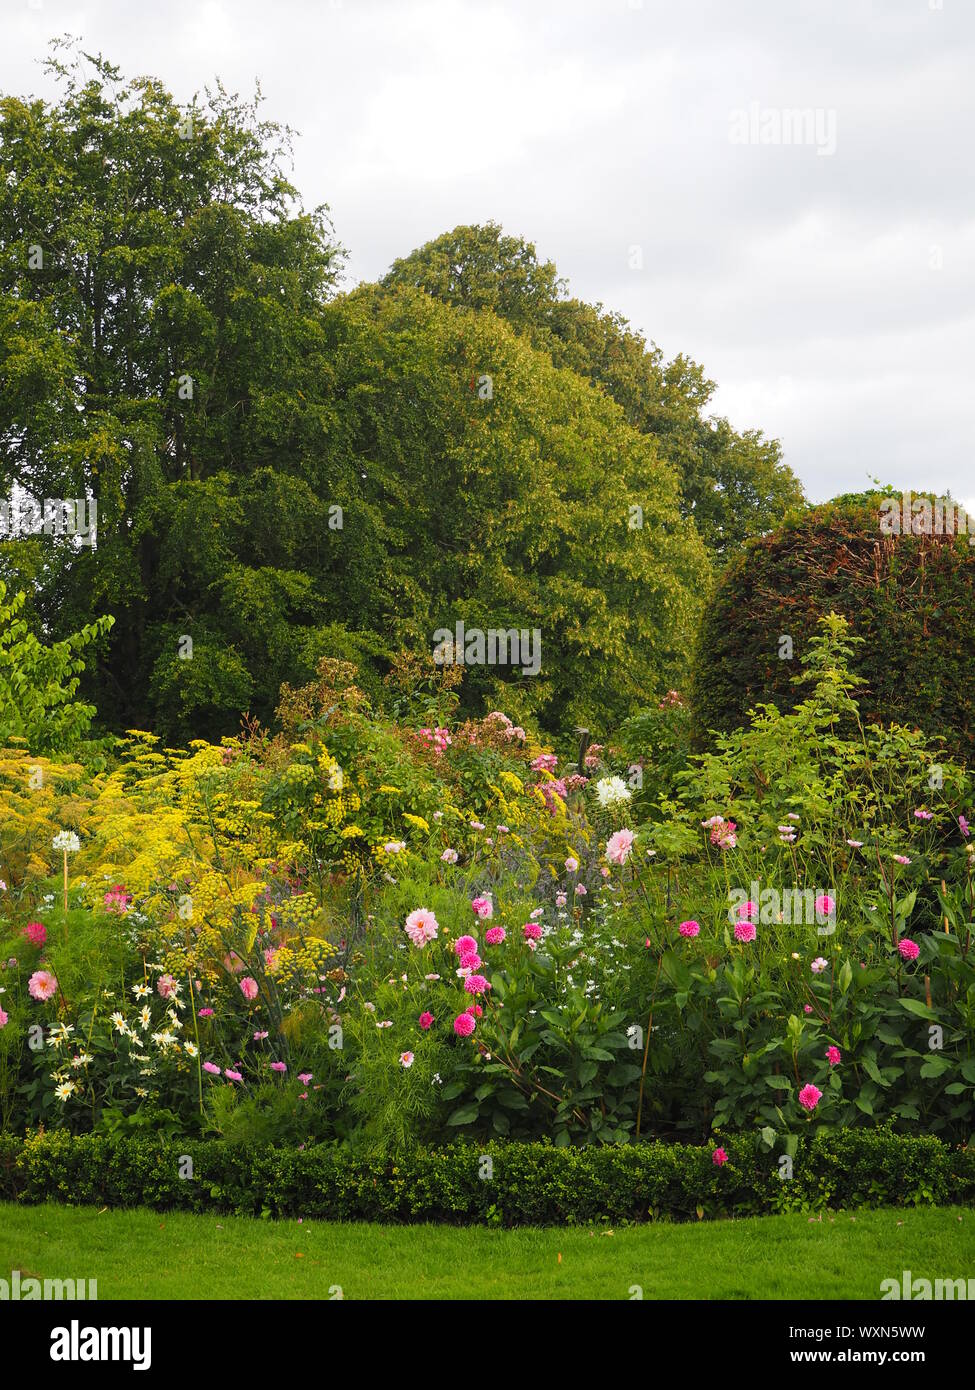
[733,920,757,943]
[798,1083,822,1111]
[404,908,439,947]
[712,1147,729,1166]
[813,894,835,919]
[418,1011,434,1030]
[21,921,47,948]
[464,974,490,995]
[454,935,478,956]
[239,976,259,1002]
[453,1012,476,1037]
[28,970,58,1002]
[897,938,920,961]
[485,926,506,945]
[523,922,542,941]
[826,1046,841,1066]
[458,951,482,970]
[679,920,700,938]
[471,895,493,920]
[157,974,178,999]
[606,829,635,866]
[736,900,758,919]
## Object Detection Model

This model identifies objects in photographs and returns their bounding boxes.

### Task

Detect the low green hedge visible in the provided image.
[1,1129,973,1225]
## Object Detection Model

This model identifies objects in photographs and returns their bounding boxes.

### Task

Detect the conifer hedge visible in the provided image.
[692,492,975,758]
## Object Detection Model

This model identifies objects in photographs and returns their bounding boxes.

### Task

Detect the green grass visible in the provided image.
[1,1203,973,1299]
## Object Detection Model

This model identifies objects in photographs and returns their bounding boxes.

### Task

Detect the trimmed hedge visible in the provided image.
[1,1130,973,1226]
[693,492,975,757]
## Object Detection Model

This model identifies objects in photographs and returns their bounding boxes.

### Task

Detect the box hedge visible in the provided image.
[1,1129,972,1226]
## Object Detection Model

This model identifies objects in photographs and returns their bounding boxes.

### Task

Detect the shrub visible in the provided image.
[692,491,975,760]
[1,1129,972,1225]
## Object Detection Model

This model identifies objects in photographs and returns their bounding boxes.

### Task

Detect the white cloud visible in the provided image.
[1,0,973,507]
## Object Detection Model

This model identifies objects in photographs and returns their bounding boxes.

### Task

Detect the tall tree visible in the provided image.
[383,222,805,555]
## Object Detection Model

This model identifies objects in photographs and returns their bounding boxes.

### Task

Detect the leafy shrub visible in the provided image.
[1,1129,972,1225]
[692,491,975,760]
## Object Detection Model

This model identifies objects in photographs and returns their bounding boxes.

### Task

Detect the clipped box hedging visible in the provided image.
[1,1129,972,1226]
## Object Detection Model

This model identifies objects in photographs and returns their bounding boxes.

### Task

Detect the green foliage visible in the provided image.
[693,490,975,760]
[383,221,805,555]
[0,583,113,753]
[2,1128,973,1224]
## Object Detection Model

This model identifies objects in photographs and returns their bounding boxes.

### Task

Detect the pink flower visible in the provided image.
[224,1069,243,1082]
[453,1012,476,1037]
[523,922,542,940]
[264,947,279,971]
[298,1072,313,1084]
[736,900,758,919]
[804,1004,813,1014]
[0,1008,7,1028]
[914,809,933,820]
[605,829,635,866]
[826,1046,841,1066]
[203,1061,221,1075]
[798,1083,822,1111]
[485,926,505,945]
[103,884,132,915]
[712,1147,729,1166]
[198,1007,214,1018]
[405,908,439,947]
[458,951,482,970]
[271,1061,287,1072]
[813,894,835,919]
[418,1012,434,1030]
[733,921,756,943]
[157,974,177,999]
[893,854,912,866]
[564,856,579,873]
[960,815,970,838]
[253,1030,269,1041]
[239,976,259,1001]
[471,895,493,920]
[464,974,490,995]
[575,884,587,897]
[600,866,611,878]
[897,938,920,961]
[454,935,478,956]
[28,970,58,1001]
[555,893,567,908]
[21,921,47,947]
[811,957,829,974]
[679,920,700,938]
[440,848,459,864]
[400,1051,414,1068]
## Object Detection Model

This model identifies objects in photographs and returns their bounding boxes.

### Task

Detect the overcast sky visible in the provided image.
[3,0,973,512]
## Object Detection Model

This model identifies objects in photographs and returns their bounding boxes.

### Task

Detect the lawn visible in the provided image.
[1,1203,972,1300]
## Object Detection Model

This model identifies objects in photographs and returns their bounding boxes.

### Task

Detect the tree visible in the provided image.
[0,583,113,753]
[0,43,346,738]
[383,222,805,555]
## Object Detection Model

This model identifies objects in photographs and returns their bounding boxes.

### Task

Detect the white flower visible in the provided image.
[595,776,632,808]
[52,831,81,853]
[183,1041,199,1057]
[54,1081,77,1101]
[132,984,150,999]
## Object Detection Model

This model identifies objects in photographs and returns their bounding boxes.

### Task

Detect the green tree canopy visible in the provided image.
[384,222,805,556]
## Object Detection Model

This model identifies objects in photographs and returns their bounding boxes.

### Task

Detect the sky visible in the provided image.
[3,0,974,512]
